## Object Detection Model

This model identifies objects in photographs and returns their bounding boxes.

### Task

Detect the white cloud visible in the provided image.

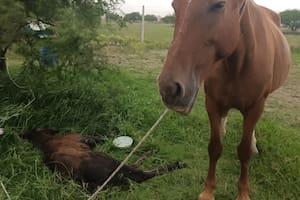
[120,0,300,16]
[119,0,173,16]
[255,0,300,12]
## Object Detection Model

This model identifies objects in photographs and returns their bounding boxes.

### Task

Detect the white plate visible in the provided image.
[113,136,133,148]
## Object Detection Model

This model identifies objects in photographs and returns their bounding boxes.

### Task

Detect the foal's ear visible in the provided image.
[20,128,59,141]
[35,128,59,135]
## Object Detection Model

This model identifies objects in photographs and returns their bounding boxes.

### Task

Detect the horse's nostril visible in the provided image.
[160,81,184,102]
[175,82,183,98]
[159,78,186,105]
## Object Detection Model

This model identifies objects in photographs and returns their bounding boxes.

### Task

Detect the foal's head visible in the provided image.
[20,128,58,141]
[158,0,247,114]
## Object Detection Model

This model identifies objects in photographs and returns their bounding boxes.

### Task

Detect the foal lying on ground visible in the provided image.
[20,128,185,190]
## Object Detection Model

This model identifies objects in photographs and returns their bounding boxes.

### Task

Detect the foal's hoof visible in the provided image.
[198,191,215,200]
[175,161,187,169]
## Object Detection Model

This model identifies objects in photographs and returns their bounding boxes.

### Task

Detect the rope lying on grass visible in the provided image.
[0,62,36,127]
[1,181,11,200]
[6,61,36,109]
[88,109,169,200]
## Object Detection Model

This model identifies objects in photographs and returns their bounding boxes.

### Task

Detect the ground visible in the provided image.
[266,64,300,127]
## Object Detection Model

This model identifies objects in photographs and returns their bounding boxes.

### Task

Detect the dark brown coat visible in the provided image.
[20,128,185,190]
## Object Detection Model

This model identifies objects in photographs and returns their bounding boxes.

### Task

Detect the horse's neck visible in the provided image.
[225,1,258,72]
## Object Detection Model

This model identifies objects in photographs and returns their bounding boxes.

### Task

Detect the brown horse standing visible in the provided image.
[158,0,291,199]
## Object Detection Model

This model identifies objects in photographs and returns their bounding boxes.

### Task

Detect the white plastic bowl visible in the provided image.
[113,136,133,148]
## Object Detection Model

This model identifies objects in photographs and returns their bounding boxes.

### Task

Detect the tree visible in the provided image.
[124,12,142,22]
[144,15,157,22]
[161,14,175,24]
[0,0,26,71]
[106,12,126,27]
[0,0,123,73]
[280,9,300,31]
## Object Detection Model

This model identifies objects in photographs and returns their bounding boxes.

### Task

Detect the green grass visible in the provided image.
[0,67,299,200]
[1,23,300,200]
[121,23,173,43]
[285,35,300,64]
[99,23,173,50]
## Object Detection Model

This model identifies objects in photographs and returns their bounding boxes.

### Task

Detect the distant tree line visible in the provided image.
[123,9,300,32]
[124,12,175,24]
[161,14,175,24]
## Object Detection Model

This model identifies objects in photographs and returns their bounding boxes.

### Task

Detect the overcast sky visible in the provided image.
[119,0,300,16]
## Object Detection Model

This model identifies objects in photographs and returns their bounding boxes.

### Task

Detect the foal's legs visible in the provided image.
[121,161,186,183]
[131,150,154,168]
[199,97,227,200]
[236,100,265,200]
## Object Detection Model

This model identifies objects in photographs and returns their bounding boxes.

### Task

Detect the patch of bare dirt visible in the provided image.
[266,64,300,126]
[105,46,166,72]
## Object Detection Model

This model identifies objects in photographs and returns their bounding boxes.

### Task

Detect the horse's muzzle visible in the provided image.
[158,78,199,115]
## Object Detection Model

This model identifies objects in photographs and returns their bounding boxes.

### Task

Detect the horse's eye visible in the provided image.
[211,1,226,11]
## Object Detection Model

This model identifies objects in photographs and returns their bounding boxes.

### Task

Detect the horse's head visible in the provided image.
[158,0,247,114]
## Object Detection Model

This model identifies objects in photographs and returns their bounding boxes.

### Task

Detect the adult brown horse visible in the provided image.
[158,0,291,199]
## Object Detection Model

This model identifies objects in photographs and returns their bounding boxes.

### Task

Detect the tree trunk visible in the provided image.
[0,49,7,72]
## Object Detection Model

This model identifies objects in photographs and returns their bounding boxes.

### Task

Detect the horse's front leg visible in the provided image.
[199,96,227,200]
[236,100,265,200]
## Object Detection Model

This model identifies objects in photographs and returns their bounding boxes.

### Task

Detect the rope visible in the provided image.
[6,61,36,109]
[0,61,36,127]
[0,181,11,200]
[88,109,169,200]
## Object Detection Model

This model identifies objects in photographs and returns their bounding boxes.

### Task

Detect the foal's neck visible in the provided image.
[31,133,53,151]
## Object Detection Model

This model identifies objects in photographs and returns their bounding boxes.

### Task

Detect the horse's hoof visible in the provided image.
[198,191,215,200]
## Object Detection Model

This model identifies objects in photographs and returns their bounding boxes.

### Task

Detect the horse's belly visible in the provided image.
[270,35,291,92]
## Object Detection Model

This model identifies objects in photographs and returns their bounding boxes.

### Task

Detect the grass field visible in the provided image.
[119,23,174,44]
[0,23,299,200]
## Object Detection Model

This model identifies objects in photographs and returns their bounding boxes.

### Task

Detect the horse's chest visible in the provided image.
[205,77,266,110]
